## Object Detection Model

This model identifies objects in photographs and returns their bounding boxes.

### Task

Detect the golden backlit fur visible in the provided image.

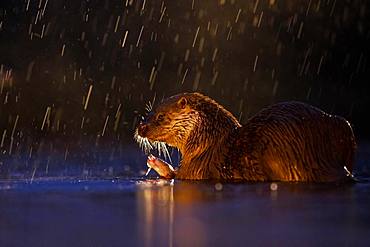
[136,92,356,182]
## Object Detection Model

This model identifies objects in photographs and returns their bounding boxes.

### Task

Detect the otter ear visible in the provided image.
[177,97,187,109]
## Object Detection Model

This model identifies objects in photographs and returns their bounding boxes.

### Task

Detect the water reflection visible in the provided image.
[0,178,368,246]
[135,179,363,246]
[136,180,174,247]
[135,180,287,246]
[137,180,214,247]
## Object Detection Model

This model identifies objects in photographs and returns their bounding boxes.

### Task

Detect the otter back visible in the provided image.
[225,101,356,182]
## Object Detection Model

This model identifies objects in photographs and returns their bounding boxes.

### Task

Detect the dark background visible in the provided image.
[0,0,369,176]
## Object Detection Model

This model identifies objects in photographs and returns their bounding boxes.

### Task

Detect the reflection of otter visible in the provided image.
[137,92,356,182]
[136,181,207,247]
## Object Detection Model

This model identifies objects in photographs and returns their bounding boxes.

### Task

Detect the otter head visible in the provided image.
[135,94,200,152]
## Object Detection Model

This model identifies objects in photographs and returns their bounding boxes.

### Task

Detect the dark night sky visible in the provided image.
[0,0,369,175]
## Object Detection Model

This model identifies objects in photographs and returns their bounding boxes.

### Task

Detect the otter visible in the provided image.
[135,92,356,182]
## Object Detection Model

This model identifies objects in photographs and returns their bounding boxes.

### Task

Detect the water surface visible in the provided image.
[0,178,369,246]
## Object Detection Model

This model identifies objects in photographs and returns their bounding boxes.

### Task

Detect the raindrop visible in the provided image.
[121,30,129,48]
[192,26,200,48]
[84,85,93,110]
[253,55,259,72]
[136,25,144,47]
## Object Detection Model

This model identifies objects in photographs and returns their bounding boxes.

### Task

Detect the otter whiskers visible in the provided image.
[145,94,156,114]
[134,128,153,154]
[145,101,153,113]
[153,141,172,164]
[134,129,172,168]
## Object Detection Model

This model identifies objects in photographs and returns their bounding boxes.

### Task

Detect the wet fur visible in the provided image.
[137,92,356,182]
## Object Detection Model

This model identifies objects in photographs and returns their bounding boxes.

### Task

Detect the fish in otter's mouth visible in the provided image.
[134,124,174,177]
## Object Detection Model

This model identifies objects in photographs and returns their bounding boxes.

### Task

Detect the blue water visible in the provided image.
[0,178,369,247]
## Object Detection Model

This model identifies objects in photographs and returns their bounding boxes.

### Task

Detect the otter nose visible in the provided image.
[138,123,149,137]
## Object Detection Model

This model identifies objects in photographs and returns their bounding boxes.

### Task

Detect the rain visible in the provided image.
[0,0,369,246]
[0,0,368,178]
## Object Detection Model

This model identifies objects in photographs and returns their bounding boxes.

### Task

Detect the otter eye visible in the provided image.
[156,113,165,121]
